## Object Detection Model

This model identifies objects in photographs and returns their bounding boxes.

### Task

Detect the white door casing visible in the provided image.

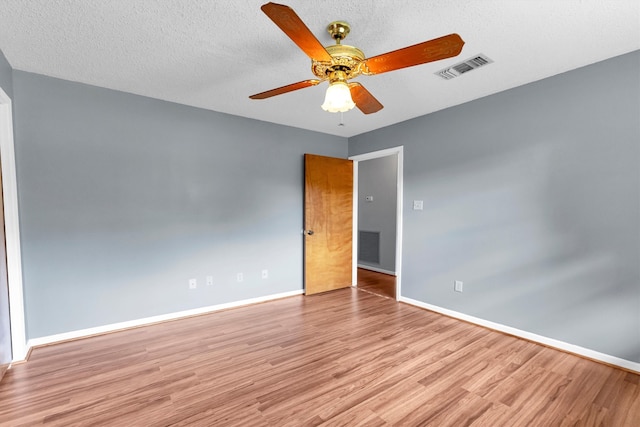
[0,88,26,361]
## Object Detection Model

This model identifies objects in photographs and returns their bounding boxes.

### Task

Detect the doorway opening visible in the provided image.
[350,146,403,300]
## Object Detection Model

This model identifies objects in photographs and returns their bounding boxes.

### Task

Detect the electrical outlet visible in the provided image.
[454,280,463,293]
[206,276,213,286]
[261,269,268,279]
[236,273,243,283]
[189,278,197,289]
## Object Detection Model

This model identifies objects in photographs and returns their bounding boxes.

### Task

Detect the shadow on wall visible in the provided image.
[405,139,639,362]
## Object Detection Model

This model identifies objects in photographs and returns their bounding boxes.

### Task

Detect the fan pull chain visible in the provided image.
[338,112,345,127]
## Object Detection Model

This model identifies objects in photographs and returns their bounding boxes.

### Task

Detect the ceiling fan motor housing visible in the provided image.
[311,44,367,81]
[310,20,370,81]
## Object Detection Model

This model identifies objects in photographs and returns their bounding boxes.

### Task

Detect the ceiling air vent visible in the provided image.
[435,54,493,80]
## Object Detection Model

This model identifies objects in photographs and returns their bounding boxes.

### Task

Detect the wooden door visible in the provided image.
[304,154,353,295]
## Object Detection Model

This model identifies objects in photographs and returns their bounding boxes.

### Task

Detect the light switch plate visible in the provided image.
[454,280,463,292]
[413,200,423,210]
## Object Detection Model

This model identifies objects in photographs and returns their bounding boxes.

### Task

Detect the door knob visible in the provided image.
[305,230,314,235]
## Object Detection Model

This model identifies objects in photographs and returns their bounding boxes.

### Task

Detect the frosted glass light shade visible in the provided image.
[321,81,356,113]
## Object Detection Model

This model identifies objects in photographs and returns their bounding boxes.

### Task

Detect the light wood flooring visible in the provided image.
[0,288,638,426]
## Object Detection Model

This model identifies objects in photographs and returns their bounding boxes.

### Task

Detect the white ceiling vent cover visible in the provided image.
[435,54,493,80]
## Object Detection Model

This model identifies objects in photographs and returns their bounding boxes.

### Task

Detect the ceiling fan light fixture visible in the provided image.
[251,3,466,115]
[321,80,355,113]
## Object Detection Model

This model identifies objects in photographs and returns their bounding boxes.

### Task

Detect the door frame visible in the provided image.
[0,88,26,362]
[349,146,403,300]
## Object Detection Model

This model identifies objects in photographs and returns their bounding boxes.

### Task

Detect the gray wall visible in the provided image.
[0,49,13,366]
[358,155,397,272]
[349,51,640,363]
[13,71,347,339]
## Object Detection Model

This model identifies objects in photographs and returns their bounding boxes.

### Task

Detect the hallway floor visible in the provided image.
[357,268,396,299]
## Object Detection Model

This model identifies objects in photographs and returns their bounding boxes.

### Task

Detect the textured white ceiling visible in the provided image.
[0,0,638,137]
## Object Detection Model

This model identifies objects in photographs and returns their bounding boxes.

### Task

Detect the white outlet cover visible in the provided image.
[413,200,423,210]
[189,278,197,289]
[261,269,268,279]
[237,273,243,282]
[206,276,213,286]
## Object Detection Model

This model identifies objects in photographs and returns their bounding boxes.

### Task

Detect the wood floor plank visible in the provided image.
[357,268,396,299]
[0,288,637,426]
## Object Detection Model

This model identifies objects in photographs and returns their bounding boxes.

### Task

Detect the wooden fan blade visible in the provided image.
[261,3,333,62]
[249,79,321,99]
[349,82,383,114]
[364,33,465,75]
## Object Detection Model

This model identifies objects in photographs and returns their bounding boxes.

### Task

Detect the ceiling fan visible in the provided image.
[249,2,465,114]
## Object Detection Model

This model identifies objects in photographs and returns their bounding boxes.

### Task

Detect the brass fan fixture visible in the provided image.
[249,2,465,114]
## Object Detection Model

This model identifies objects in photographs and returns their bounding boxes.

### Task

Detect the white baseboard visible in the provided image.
[22,291,639,374]
[357,265,396,276]
[400,296,640,374]
[26,290,304,351]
